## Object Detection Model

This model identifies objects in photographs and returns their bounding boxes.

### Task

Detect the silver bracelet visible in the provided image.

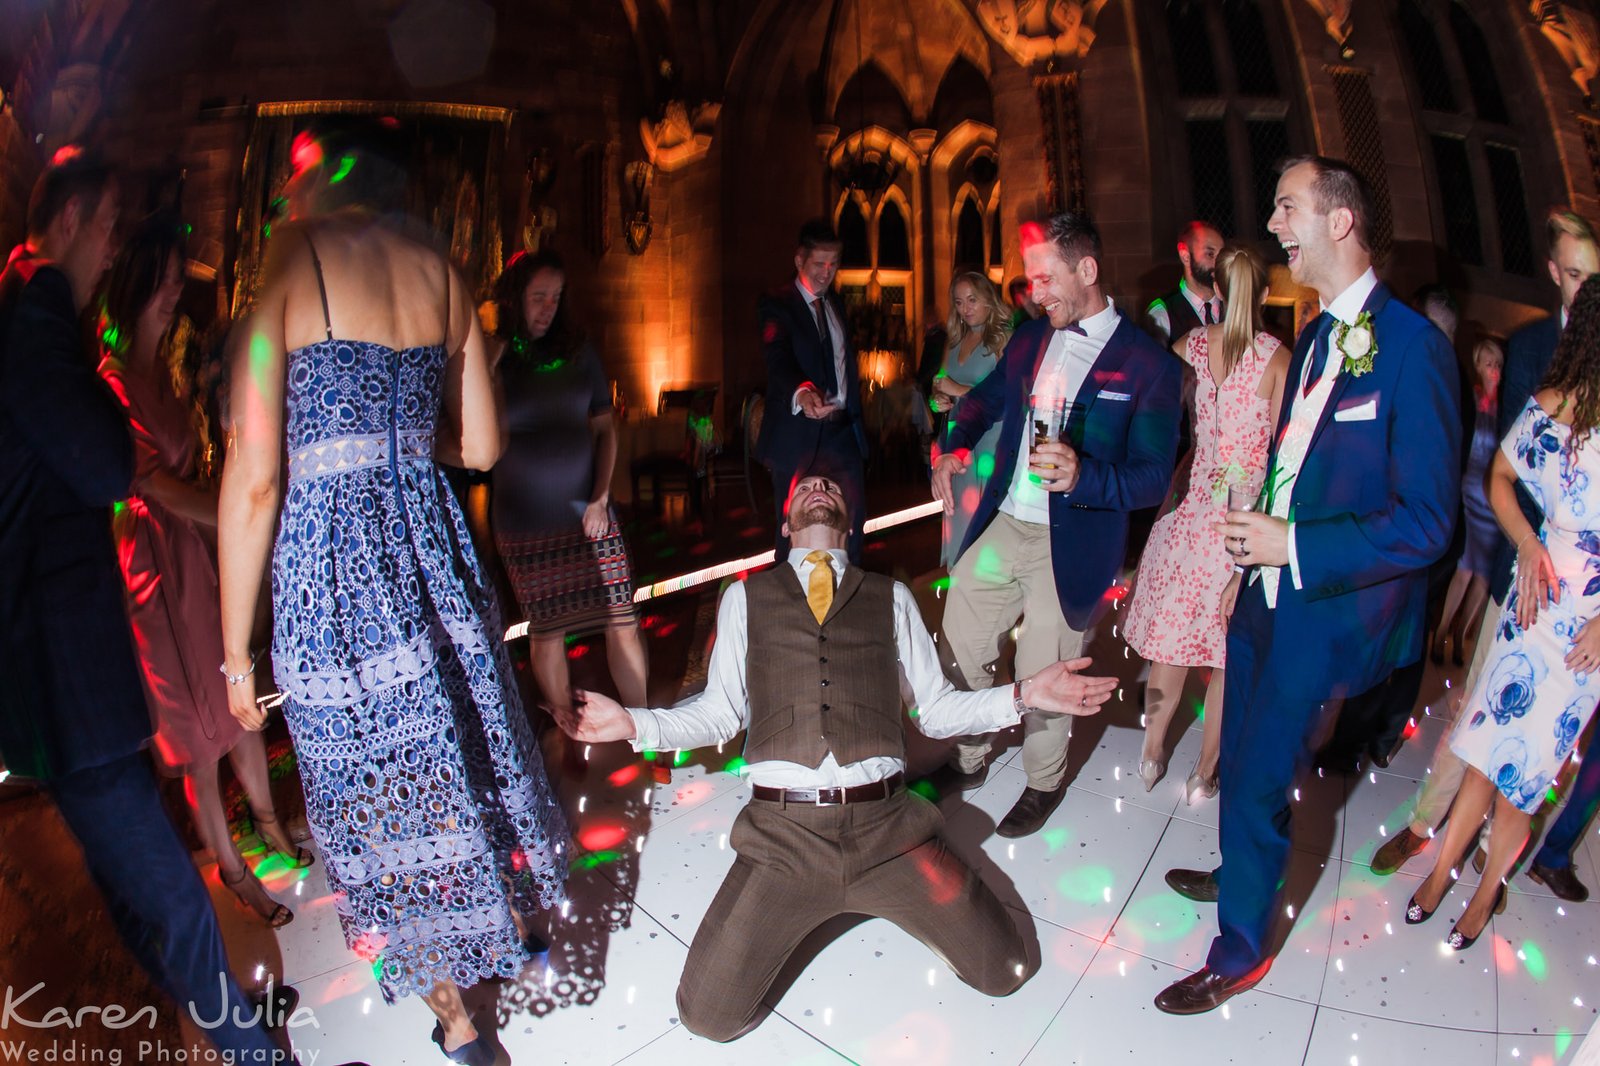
[220,652,258,686]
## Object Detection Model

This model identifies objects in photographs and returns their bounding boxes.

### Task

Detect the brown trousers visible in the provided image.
[676,789,1035,1041]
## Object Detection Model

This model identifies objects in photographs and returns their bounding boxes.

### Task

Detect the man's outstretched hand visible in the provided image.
[553,689,639,743]
[1021,657,1118,716]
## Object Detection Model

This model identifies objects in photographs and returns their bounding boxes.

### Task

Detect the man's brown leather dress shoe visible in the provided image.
[996,785,1065,837]
[1527,860,1590,902]
[1164,868,1219,902]
[1153,963,1269,1015]
[1370,826,1428,875]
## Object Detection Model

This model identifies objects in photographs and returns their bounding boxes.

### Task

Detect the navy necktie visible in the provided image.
[1302,314,1337,397]
[1202,301,1215,325]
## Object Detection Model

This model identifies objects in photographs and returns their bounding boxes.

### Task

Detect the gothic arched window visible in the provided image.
[1143,0,1306,245]
[1396,1,1537,276]
[838,198,871,269]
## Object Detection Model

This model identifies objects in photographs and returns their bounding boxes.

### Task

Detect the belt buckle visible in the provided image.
[813,788,844,807]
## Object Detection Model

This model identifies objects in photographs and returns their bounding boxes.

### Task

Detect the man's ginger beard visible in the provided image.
[789,500,849,534]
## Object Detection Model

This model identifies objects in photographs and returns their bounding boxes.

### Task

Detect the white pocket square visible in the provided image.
[1333,398,1378,422]
[1098,390,1132,402]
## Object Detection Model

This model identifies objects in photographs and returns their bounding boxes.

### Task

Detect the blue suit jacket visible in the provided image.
[1487,314,1560,603]
[0,256,148,781]
[1246,282,1461,700]
[946,312,1182,630]
[754,284,868,470]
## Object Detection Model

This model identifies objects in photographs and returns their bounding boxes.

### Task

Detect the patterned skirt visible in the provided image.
[496,508,638,637]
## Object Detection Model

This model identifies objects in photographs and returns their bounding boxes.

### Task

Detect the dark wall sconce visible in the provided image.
[624,159,654,255]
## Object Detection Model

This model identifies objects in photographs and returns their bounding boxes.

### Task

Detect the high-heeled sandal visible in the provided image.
[1185,770,1219,806]
[1139,759,1166,792]
[1404,889,1441,925]
[221,863,294,928]
[1444,886,1505,950]
[431,1021,497,1066]
[251,808,314,869]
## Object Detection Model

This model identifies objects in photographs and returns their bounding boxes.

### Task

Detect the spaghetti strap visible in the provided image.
[303,233,334,342]
[441,256,450,349]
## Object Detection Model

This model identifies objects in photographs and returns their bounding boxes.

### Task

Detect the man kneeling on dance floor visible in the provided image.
[557,466,1116,1040]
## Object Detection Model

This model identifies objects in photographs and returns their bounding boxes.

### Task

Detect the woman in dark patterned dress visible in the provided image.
[219,122,568,1065]
[488,250,653,778]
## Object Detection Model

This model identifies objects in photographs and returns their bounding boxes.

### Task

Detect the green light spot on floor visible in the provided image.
[723,756,748,776]
[1040,826,1071,853]
[1557,1029,1573,1057]
[642,749,657,761]
[931,575,952,592]
[673,749,692,768]
[575,849,621,870]
[1118,892,1201,943]
[1521,940,1548,982]
[1056,865,1114,904]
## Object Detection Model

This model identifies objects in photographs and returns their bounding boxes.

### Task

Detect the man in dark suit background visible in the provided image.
[1157,156,1460,1014]
[1144,219,1225,345]
[932,212,1183,838]
[0,150,285,1058]
[755,219,869,561]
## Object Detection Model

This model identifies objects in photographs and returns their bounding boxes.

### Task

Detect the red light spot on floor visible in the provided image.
[578,823,629,851]
[608,763,642,787]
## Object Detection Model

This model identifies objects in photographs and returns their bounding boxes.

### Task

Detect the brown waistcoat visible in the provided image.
[742,563,903,768]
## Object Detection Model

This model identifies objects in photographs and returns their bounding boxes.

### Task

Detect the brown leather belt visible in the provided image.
[751,772,904,807]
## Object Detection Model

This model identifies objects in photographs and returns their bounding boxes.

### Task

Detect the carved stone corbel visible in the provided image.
[1302,1,1355,60]
[976,0,1109,68]
[640,100,721,172]
[1531,1,1600,108]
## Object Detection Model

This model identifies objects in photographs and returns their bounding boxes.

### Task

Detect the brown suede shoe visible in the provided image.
[1527,861,1590,902]
[996,785,1065,838]
[1370,826,1428,875]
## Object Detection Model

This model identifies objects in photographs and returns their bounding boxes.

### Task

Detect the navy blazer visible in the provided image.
[754,284,868,469]
[0,257,148,781]
[1487,314,1560,603]
[1248,282,1461,700]
[946,312,1183,630]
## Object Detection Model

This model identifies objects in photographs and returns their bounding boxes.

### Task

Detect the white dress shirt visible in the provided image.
[790,278,849,413]
[1279,266,1380,592]
[999,297,1120,525]
[1145,279,1223,342]
[626,548,1019,789]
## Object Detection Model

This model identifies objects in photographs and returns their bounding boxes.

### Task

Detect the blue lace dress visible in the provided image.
[1451,398,1600,813]
[272,247,568,1000]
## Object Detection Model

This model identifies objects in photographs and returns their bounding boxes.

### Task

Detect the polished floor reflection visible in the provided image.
[224,580,1599,1066]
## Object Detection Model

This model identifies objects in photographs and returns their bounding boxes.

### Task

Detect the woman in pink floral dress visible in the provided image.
[1123,246,1290,804]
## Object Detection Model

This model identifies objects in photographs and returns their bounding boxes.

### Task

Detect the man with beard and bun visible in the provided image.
[556,465,1119,1041]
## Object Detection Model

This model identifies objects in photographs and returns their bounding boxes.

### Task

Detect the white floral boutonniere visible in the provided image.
[1334,310,1378,377]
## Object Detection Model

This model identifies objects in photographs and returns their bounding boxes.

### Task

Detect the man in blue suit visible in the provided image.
[1156,156,1461,1014]
[932,213,1182,837]
[0,150,289,1058]
[755,219,869,561]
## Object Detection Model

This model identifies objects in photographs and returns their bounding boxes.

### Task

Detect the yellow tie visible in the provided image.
[805,550,835,624]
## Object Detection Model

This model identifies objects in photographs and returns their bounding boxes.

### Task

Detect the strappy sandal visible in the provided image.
[221,863,294,928]
[251,808,314,868]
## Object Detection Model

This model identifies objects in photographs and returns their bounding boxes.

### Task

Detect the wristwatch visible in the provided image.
[1012,679,1031,714]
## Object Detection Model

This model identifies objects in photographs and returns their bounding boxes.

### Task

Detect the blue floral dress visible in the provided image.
[1451,397,1600,813]
[273,249,569,999]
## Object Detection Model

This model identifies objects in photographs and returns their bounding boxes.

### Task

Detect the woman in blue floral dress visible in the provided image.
[1409,274,1600,953]
[218,122,568,1065]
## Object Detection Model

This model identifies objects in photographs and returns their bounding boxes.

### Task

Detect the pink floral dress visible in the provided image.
[1123,330,1278,668]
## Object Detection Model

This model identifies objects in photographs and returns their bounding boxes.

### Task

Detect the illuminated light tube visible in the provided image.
[503,499,943,640]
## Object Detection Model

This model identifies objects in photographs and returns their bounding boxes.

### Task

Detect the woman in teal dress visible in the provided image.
[1410,274,1600,953]
[933,271,1012,567]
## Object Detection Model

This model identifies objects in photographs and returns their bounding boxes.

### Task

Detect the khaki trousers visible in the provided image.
[1408,603,1501,833]
[676,789,1033,1042]
[943,512,1087,790]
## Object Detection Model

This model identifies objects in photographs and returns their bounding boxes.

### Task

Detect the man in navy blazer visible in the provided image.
[755,219,869,561]
[932,213,1182,837]
[1157,156,1461,1014]
[0,151,287,1058]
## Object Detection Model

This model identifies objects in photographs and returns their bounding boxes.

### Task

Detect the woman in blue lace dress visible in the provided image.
[1409,275,1600,954]
[218,122,568,1065]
